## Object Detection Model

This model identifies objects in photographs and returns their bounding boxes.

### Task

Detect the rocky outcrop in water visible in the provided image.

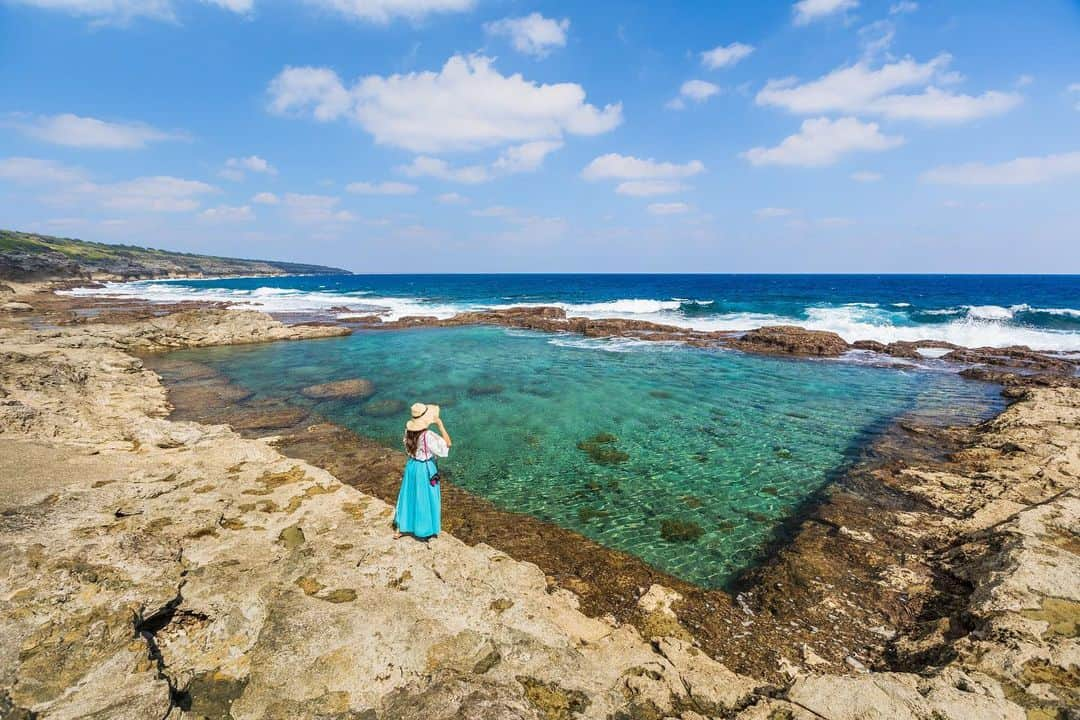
[726,325,850,356]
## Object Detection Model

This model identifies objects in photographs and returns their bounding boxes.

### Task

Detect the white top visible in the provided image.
[407,429,449,461]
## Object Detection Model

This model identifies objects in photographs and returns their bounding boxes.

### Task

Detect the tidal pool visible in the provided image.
[169,325,1002,588]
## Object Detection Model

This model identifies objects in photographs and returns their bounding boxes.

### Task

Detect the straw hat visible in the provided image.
[406,402,439,432]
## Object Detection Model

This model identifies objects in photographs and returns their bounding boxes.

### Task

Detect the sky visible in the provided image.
[1,0,1078,273]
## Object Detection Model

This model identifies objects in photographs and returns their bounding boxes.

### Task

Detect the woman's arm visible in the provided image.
[434,418,452,447]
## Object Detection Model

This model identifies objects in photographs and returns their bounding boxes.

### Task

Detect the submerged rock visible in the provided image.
[300,378,375,400]
[660,518,704,542]
[361,398,406,417]
[576,433,629,465]
[467,383,504,397]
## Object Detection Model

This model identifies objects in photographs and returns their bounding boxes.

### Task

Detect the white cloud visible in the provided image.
[397,156,491,184]
[395,143,562,185]
[667,80,720,109]
[282,193,355,224]
[754,207,794,218]
[582,154,705,181]
[756,54,1021,123]
[0,155,215,212]
[226,155,276,174]
[268,67,353,121]
[851,170,882,182]
[0,156,88,184]
[202,0,253,12]
[13,113,184,149]
[793,0,858,25]
[701,42,754,70]
[742,116,903,167]
[436,192,468,204]
[7,0,252,24]
[492,140,564,173]
[858,20,895,59]
[252,191,280,204]
[304,0,474,24]
[268,55,622,153]
[7,0,175,23]
[889,1,917,14]
[96,176,216,212]
[346,180,418,195]
[484,13,569,58]
[921,151,1080,185]
[647,202,690,215]
[615,180,687,197]
[200,204,254,222]
[470,206,568,244]
[471,205,517,219]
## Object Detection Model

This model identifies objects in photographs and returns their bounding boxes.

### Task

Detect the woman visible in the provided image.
[394,402,451,540]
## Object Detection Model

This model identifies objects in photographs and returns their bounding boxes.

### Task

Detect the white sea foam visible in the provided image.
[490,298,682,315]
[59,281,460,321]
[1011,304,1080,318]
[61,280,1080,352]
[964,305,1014,321]
[545,335,681,353]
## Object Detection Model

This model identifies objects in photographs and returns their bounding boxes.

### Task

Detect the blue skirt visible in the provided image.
[394,458,441,538]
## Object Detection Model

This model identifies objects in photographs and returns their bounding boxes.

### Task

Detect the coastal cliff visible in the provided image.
[0,294,1077,719]
[0,230,350,284]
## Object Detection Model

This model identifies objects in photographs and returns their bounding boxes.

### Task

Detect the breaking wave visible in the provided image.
[61,280,1080,352]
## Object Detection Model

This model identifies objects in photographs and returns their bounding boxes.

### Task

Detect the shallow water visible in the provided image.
[171,326,1002,588]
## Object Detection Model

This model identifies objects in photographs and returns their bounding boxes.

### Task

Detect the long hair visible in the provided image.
[404,429,424,457]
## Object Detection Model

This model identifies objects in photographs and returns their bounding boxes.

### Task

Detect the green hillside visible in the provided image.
[0,230,350,281]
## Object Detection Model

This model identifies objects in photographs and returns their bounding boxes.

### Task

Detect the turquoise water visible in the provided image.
[171,326,1002,588]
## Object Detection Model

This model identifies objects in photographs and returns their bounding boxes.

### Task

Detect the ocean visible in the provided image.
[68,273,1080,352]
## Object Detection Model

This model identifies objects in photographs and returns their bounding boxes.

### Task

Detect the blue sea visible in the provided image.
[71,273,1080,352]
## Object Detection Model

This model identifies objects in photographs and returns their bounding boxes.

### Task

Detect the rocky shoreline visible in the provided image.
[1,283,1077,719]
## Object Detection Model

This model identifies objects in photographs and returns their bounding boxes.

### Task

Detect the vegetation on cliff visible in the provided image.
[0,229,350,281]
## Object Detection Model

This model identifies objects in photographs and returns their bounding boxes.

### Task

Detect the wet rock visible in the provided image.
[167,379,254,409]
[659,519,704,542]
[944,345,1077,375]
[300,378,375,400]
[851,340,887,353]
[361,398,406,417]
[727,326,849,357]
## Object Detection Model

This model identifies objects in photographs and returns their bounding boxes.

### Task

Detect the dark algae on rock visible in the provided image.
[576,432,629,465]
